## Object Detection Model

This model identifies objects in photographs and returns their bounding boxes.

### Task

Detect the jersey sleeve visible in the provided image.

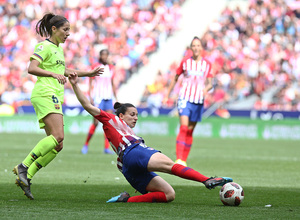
[206,59,213,78]
[30,42,49,63]
[176,58,187,76]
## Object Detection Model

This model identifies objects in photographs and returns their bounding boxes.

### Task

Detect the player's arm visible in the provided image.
[111,77,118,101]
[203,65,214,96]
[203,77,213,96]
[68,73,101,117]
[163,74,179,104]
[65,67,104,77]
[28,59,67,84]
[88,77,94,105]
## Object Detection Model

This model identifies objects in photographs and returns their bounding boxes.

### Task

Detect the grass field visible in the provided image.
[0,132,299,219]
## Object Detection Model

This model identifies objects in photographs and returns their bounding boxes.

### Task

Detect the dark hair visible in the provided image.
[36,13,69,37]
[190,36,201,47]
[114,102,135,117]
[100,49,109,56]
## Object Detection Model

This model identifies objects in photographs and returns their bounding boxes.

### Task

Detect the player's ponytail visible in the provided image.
[36,13,69,37]
[114,102,135,117]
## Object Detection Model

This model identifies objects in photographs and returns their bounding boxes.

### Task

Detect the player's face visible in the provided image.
[52,22,70,45]
[191,39,202,57]
[120,107,138,128]
[100,52,109,65]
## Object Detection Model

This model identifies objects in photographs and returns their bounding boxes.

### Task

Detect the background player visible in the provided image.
[164,36,213,166]
[69,72,231,203]
[13,13,102,200]
[81,49,117,154]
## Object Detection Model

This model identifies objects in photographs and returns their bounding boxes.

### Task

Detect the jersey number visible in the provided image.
[52,95,59,103]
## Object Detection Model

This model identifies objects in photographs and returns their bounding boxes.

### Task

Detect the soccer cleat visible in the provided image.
[106,192,130,203]
[13,164,29,187]
[104,148,114,155]
[175,159,187,167]
[15,178,34,200]
[204,177,233,190]
[81,145,89,154]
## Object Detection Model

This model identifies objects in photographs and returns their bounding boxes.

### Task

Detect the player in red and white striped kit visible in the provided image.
[69,72,232,203]
[164,37,214,166]
[81,49,117,154]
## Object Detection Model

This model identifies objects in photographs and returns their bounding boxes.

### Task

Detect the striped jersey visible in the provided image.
[176,57,213,104]
[90,63,114,102]
[95,110,143,171]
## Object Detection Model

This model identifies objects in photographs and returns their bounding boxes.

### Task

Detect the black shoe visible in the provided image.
[13,164,28,186]
[204,177,233,190]
[15,178,34,200]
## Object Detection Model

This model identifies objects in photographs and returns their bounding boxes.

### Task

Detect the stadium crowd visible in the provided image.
[142,0,300,112]
[0,0,184,111]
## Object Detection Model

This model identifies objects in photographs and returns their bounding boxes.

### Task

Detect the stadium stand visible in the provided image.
[0,0,185,111]
[141,0,300,113]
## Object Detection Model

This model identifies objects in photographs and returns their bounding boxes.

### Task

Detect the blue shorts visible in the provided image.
[122,143,159,194]
[177,99,204,122]
[96,99,114,111]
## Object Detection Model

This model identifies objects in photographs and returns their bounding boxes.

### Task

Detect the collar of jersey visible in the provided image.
[46,39,59,47]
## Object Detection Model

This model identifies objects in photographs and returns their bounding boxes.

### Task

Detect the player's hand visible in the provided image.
[162,96,169,106]
[68,72,78,85]
[89,67,104,77]
[53,73,67,84]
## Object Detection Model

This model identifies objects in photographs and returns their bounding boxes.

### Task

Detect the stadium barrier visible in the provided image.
[0,115,299,140]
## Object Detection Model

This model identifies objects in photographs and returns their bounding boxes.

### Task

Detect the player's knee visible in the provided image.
[54,142,63,152]
[53,133,64,143]
[165,190,176,202]
[164,187,176,202]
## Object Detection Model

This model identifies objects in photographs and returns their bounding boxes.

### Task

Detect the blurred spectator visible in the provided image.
[142,0,300,112]
[0,0,185,112]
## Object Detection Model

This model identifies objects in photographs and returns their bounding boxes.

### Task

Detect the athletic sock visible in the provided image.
[182,128,193,161]
[22,135,58,167]
[27,149,58,179]
[127,192,167,203]
[104,135,110,150]
[176,125,188,160]
[171,163,209,183]
[85,124,96,146]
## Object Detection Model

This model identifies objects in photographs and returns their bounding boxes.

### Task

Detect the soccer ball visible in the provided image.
[219,182,244,206]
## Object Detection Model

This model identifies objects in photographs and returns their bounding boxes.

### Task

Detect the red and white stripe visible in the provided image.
[95,111,143,172]
[176,57,212,104]
[90,63,114,100]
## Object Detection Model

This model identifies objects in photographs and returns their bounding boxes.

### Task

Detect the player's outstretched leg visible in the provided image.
[106,192,130,203]
[15,178,34,200]
[203,177,233,190]
[13,164,28,186]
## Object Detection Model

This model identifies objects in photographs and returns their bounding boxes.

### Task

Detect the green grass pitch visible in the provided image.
[0,132,299,219]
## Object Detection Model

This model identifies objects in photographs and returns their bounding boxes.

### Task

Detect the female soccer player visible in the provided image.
[81,49,117,155]
[164,36,214,166]
[13,13,103,200]
[69,73,232,203]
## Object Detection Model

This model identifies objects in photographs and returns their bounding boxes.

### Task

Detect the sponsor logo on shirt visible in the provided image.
[54,104,60,110]
[56,60,65,66]
[35,45,44,52]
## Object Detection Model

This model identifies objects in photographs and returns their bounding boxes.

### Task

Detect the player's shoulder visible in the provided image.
[202,57,212,66]
[91,62,103,69]
[34,40,53,52]
[179,56,191,65]
[108,63,115,69]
